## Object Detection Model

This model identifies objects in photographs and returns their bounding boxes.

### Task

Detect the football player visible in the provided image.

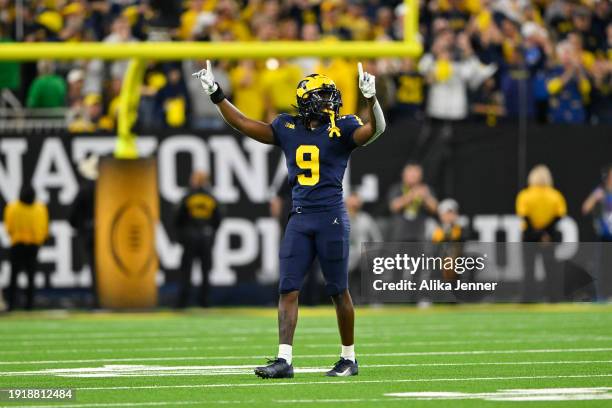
[193,60,385,378]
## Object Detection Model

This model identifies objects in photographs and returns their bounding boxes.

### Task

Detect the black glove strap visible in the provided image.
[210,83,226,104]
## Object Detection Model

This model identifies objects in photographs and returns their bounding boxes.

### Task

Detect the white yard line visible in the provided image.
[0,337,254,347]
[0,347,610,366]
[0,332,394,346]
[0,325,463,339]
[73,373,612,391]
[0,325,576,342]
[383,387,612,402]
[0,336,610,355]
[0,360,610,377]
[362,360,612,368]
[0,328,338,342]
[4,386,612,408]
[1,330,606,349]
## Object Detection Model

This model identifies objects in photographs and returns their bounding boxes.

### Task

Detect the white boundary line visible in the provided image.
[1,347,610,366]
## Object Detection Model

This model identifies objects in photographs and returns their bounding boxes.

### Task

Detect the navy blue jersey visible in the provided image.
[272,113,364,208]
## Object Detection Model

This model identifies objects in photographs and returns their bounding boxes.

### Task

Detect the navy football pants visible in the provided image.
[279,206,350,296]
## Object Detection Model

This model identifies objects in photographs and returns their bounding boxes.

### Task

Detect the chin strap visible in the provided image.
[324,109,341,138]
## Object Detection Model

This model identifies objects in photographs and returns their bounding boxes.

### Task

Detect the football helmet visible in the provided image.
[296,74,342,136]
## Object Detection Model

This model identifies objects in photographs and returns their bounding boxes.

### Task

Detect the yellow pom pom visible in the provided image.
[434,59,453,82]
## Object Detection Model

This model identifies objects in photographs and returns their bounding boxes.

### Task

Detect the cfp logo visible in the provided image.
[110,200,156,278]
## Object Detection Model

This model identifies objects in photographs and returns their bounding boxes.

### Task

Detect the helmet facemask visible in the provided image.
[297,86,342,124]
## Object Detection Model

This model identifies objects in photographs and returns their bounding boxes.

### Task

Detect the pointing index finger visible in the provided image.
[357,62,364,79]
[206,59,212,73]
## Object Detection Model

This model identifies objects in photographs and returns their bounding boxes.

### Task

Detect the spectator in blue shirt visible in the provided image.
[546,41,591,124]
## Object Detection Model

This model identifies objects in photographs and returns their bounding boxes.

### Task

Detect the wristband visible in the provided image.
[210,83,225,104]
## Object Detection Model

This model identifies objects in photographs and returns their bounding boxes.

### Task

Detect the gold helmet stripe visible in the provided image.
[296,74,337,99]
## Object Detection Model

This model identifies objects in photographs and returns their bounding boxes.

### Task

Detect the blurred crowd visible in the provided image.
[0,0,610,132]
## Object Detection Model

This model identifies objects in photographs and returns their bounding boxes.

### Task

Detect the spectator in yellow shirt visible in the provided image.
[229,60,265,121]
[316,58,358,115]
[393,58,424,120]
[3,185,49,310]
[516,165,567,302]
[516,164,567,242]
[180,0,203,40]
[68,93,113,133]
[261,59,303,120]
[432,199,463,243]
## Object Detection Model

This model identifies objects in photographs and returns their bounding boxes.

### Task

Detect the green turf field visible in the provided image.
[0,304,611,407]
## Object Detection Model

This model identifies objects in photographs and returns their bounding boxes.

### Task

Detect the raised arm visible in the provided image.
[215,99,275,144]
[582,187,604,215]
[193,60,275,144]
[352,62,386,146]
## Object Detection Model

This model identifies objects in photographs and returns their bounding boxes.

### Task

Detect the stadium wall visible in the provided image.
[0,123,610,297]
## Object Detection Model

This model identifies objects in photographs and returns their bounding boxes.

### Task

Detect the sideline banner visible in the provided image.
[95,157,159,308]
[0,124,610,301]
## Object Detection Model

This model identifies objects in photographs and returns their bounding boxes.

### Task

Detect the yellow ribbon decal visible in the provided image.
[324,109,341,138]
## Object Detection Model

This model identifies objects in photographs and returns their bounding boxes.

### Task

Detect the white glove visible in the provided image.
[358,62,376,99]
[192,59,218,95]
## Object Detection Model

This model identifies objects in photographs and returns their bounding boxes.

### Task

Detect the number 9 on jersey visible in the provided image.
[296,145,320,186]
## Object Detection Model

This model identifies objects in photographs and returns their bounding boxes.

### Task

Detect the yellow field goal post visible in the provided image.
[0,0,421,158]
